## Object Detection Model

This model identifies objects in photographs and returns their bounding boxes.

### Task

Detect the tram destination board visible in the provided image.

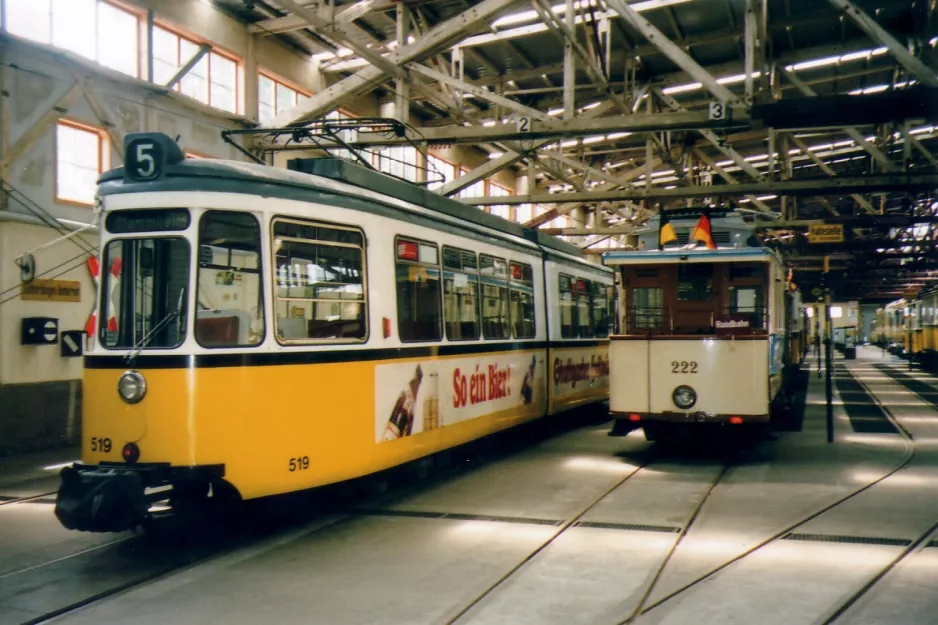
[807,224,844,243]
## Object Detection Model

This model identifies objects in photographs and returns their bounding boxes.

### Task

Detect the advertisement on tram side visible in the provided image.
[550,345,610,405]
[374,351,548,442]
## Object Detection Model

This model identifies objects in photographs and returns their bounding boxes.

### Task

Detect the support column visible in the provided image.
[563,0,575,119]
[452,46,464,110]
[744,0,756,105]
[395,3,411,123]
[244,34,258,122]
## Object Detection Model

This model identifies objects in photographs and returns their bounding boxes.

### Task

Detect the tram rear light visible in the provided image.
[383,317,391,338]
[628,414,641,422]
[729,416,743,425]
[122,442,140,464]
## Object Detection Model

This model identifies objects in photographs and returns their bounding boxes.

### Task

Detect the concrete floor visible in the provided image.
[5,347,938,624]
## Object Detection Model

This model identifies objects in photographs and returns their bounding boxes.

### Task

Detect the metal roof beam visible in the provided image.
[782,69,899,173]
[606,0,742,106]
[827,0,938,88]
[460,174,938,204]
[787,133,875,213]
[266,0,521,126]
[333,111,743,146]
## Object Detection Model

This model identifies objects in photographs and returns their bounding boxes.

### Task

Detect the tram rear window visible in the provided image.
[106,209,190,233]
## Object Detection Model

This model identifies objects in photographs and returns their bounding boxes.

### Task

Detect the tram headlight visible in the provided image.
[672,385,697,410]
[118,370,147,404]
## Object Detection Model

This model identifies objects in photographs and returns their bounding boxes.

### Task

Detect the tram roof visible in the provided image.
[98,132,593,265]
[602,247,783,265]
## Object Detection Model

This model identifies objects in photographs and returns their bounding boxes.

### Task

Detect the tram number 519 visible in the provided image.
[671,361,698,374]
[289,456,310,472]
[90,437,112,452]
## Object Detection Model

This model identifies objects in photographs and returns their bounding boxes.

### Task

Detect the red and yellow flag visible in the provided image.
[691,213,717,250]
[658,211,677,249]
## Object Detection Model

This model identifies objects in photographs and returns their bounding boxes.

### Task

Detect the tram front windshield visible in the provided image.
[101,237,190,349]
[100,208,266,351]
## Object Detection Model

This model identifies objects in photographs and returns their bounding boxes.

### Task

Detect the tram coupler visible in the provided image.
[55,465,150,532]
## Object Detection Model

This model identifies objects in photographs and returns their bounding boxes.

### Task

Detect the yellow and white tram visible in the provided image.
[55,132,613,532]
[603,210,800,443]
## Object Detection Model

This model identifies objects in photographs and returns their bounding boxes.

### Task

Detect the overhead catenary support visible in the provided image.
[827,0,938,88]
[267,0,520,126]
[782,69,900,173]
[460,174,938,204]
[164,44,211,90]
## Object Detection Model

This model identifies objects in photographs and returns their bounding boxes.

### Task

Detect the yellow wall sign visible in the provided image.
[21,279,81,302]
[807,224,844,243]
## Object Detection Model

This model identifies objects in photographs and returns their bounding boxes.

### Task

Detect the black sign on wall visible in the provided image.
[21,317,58,345]
[60,330,84,358]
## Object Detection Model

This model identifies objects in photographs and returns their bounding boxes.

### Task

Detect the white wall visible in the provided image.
[0,219,97,385]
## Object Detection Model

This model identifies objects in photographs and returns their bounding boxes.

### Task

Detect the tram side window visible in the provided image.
[442,246,480,341]
[480,255,510,339]
[272,219,366,343]
[396,238,442,341]
[559,274,576,338]
[576,278,594,338]
[592,282,611,338]
[196,211,265,347]
[509,262,536,339]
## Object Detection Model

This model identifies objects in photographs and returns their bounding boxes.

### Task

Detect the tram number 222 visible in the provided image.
[671,361,698,374]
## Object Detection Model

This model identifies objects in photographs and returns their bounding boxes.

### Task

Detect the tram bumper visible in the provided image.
[55,465,148,532]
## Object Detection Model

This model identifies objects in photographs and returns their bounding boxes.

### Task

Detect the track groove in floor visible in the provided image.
[832,365,899,434]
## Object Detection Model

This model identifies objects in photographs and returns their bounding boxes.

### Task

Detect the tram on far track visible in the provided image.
[55,125,614,533]
[603,209,802,444]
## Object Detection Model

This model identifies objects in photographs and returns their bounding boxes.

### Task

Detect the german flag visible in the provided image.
[691,212,717,250]
[658,211,677,249]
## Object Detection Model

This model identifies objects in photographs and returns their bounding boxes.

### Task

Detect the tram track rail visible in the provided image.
[0,491,57,507]
[623,358,919,624]
[444,448,736,625]
[7,408,608,625]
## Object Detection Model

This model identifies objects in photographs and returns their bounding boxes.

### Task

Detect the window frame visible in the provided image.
[54,117,110,208]
[441,245,482,342]
[258,68,312,123]
[153,21,243,114]
[270,216,369,345]
[558,273,594,339]
[99,235,191,350]
[427,153,457,191]
[394,234,443,343]
[196,210,267,349]
[4,0,143,78]
[509,260,537,339]
[479,253,511,340]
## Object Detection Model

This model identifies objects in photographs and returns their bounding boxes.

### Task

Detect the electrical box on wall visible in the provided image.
[21,317,59,345]
[60,330,84,358]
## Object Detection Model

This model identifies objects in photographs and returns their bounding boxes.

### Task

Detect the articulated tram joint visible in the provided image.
[55,463,227,532]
